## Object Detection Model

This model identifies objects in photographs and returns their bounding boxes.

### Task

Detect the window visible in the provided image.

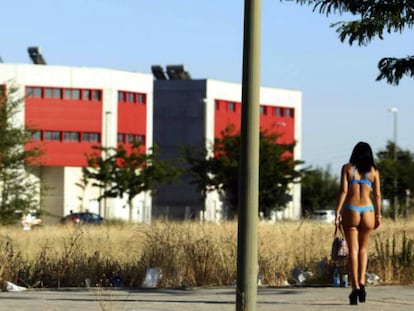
[82,132,90,142]
[136,134,144,143]
[92,90,101,101]
[63,131,80,142]
[284,108,293,117]
[33,87,42,98]
[127,92,135,103]
[63,89,81,100]
[215,101,220,111]
[25,87,102,101]
[51,131,60,140]
[89,133,99,142]
[44,131,61,141]
[25,87,33,97]
[118,91,145,104]
[31,130,41,140]
[82,132,100,142]
[274,107,282,116]
[120,133,145,144]
[44,131,51,140]
[53,88,62,99]
[126,134,135,143]
[72,89,81,100]
[83,90,91,100]
[64,89,72,99]
[137,93,145,104]
[227,101,236,112]
[118,91,125,102]
[117,133,125,143]
[45,88,53,98]
[260,106,267,115]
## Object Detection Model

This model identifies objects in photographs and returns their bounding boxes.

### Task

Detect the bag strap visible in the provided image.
[334,224,346,238]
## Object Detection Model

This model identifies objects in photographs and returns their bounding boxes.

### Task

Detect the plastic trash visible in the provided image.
[366,272,381,285]
[291,267,313,285]
[112,276,122,287]
[341,274,348,287]
[6,281,27,292]
[333,264,340,287]
[142,267,162,288]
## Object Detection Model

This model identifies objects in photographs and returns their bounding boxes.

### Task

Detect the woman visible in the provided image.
[335,142,382,305]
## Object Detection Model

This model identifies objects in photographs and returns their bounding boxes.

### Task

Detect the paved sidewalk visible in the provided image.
[1,285,413,311]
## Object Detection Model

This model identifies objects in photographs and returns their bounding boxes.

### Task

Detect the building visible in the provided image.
[0,60,302,222]
[153,75,302,221]
[0,62,153,222]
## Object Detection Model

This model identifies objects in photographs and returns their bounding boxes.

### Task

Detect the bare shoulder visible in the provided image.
[340,163,352,179]
[342,163,352,173]
[369,167,380,184]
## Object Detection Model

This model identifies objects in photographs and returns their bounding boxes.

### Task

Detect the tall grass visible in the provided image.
[371,219,414,284]
[0,218,413,289]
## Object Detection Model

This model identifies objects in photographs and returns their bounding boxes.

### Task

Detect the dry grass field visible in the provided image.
[1,217,413,289]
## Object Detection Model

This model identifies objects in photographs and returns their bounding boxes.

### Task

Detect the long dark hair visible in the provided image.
[349,141,377,173]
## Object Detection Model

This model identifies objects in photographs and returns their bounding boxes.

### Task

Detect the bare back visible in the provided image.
[343,164,377,207]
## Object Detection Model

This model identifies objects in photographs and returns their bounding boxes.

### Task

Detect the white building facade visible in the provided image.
[0,63,153,222]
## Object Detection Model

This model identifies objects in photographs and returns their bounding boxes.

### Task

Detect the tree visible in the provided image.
[182,125,304,216]
[376,141,414,217]
[82,141,180,221]
[0,83,43,224]
[301,165,339,216]
[287,0,414,85]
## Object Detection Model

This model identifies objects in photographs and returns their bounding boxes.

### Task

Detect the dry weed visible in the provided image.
[0,217,413,288]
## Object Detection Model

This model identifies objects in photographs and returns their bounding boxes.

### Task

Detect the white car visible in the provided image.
[311,210,336,223]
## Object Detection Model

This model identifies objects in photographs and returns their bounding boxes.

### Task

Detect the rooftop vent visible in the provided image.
[151,64,191,80]
[166,65,191,80]
[151,65,167,80]
[28,46,47,65]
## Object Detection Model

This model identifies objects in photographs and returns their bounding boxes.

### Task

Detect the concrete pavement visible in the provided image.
[1,285,413,311]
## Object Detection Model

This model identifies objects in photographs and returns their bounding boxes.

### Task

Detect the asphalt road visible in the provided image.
[1,285,413,311]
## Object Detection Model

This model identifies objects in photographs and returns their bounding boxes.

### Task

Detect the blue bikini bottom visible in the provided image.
[343,204,374,215]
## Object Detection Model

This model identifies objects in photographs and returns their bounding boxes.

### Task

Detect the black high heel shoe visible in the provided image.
[349,289,359,305]
[359,284,366,303]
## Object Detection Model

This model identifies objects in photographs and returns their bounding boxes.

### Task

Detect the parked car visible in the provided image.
[61,212,104,225]
[311,209,336,223]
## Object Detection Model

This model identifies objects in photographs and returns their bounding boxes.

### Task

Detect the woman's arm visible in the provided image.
[335,164,348,225]
[373,169,382,229]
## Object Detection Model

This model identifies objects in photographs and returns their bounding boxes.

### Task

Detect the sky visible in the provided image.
[1,0,413,176]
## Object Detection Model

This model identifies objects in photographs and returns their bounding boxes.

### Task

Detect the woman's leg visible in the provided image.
[358,211,375,285]
[342,209,361,289]
[344,227,359,288]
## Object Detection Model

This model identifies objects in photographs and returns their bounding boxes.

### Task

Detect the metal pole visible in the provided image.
[104,111,111,218]
[236,1,261,310]
[389,107,398,219]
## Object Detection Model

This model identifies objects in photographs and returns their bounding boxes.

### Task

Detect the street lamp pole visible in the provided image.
[236,0,261,310]
[104,111,111,218]
[389,107,398,219]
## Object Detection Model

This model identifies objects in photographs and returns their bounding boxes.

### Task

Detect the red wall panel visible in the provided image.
[214,100,242,137]
[214,100,295,145]
[117,103,146,143]
[25,96,103,167]
[26,99,102,131]
[26,141,95,167]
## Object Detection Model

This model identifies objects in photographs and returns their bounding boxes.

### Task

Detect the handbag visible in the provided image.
[331,224,349,260]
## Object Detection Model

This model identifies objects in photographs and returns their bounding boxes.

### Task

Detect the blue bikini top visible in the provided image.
[349,166,372,188]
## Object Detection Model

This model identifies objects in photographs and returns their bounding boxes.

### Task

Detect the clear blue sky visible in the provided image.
[2,0,413,176]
